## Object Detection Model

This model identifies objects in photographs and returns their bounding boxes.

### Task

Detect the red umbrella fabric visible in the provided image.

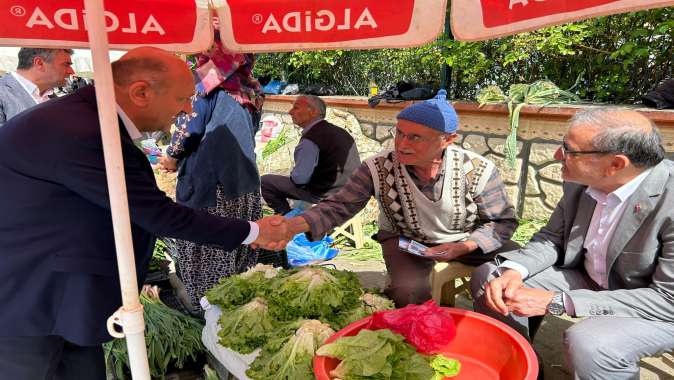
[0,0,449,53]
[452,0,674,41]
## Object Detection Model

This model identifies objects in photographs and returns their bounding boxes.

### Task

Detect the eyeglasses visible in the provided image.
[560,141,612,158]
[394,129,446,143]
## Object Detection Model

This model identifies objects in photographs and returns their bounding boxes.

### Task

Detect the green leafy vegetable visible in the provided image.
[148,239,167,272]
[317,328,435,380]
[246,319,334,380]
[336,293,395,328]
[430,354,461,379]
[104,287,205,379]
[267,267,362,327]
[205,264,281,310]
[216,297,275,354]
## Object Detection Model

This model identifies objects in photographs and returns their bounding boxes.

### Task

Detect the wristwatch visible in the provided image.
[547,292,565,316]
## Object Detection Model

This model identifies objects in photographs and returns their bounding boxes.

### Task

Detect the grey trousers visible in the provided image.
[260,174,324,214]
[470,262,674,380]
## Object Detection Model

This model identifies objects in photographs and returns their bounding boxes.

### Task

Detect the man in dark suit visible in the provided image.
[0,47,287,379]
[471,109,674,379]
[261,95,361,214]
[0,48,75,126]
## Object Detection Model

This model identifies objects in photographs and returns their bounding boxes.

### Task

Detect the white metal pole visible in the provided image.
[82,0,150,379]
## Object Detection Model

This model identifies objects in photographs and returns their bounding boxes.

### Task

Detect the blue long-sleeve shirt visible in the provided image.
[290,120,322,185]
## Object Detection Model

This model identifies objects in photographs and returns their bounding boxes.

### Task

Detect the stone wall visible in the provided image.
[260,96,674,222]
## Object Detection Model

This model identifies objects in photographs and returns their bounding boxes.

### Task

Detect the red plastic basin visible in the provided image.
[314,308,538,380]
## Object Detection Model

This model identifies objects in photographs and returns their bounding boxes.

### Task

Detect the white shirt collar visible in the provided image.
[10,71,53,104]
[116,104,143,141]
[586,168,653,203]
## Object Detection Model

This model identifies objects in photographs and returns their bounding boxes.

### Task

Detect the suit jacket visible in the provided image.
[0,86,251,346]
[0,73,38,127]
[498,160,674,322]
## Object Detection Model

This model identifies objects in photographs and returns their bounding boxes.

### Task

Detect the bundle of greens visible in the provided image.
[246,319,335,380]
[216,297,275,354]
[104,287,205,379]
[336,293,395,328]
[268,267,362,327]
[205,264,281,310]
[316,328,435,380]
[477,80,580,167]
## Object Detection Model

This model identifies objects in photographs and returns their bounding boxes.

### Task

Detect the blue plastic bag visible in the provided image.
[286,233,339,267]
[284,208,339,267]
[262,80,287,95]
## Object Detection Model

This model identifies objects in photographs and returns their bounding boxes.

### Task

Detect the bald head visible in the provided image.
[112,47,195,133]
[569,108,664,167]
[112,47,192,90]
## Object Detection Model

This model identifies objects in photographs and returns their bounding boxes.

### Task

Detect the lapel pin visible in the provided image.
[634,203,641,214]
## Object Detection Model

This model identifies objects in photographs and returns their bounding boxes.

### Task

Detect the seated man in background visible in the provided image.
[288,90,518,307]
[261,95,361,214]
[471,108,674,380]
[0,47,74,126]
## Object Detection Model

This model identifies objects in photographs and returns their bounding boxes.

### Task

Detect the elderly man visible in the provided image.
[0,48,75,126]
[471,108,674,379]
[0,47,287,379]
[261,95,361,214]
[288,90,518,307]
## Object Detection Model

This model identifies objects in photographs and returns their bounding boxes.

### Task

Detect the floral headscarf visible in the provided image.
[187,31,264,112]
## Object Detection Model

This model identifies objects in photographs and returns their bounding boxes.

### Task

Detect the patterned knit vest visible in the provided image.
[365,147,494,244]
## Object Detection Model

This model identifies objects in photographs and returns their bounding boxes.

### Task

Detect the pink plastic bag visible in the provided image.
[368,300,456,354]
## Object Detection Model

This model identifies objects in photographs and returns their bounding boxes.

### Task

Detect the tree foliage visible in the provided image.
[254,8,674,103]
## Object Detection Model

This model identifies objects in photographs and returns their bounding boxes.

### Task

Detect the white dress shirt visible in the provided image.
[10,71,53,104]
[500,168,652,313]
[582,168,651,288]
[115,104,259,244]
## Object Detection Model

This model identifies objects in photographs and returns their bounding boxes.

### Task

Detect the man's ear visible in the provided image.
[606,154,629,176]
[441,133,459,147]
[33,56,45,70]
[127,81,153,107]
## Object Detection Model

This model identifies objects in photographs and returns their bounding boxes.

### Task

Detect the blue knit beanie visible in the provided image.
[396,89,458,133]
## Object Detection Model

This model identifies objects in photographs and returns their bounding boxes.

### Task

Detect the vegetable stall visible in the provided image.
[2,1,674,379]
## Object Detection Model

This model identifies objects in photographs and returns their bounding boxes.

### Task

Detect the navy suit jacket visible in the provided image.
[0,86,250,346]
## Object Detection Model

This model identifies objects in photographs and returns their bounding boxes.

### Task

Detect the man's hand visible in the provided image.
[252,215,289,250]
[423,240,478,261]
[484,269,524,316]
[287,216,310,239]
[158,156,178,173]
[505,288,555,317]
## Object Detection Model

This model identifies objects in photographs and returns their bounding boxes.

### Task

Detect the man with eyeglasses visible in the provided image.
[287,89,518,307]
[471,108,674,379]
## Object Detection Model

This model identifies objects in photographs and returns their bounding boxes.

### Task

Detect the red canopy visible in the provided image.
[452,0,674,41]
[0,0,448,53]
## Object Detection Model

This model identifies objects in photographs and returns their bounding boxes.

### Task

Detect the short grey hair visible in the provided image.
[111,57,170,90]
[17,48,74,70]
[301,95,326,118]
[569,108,665,168]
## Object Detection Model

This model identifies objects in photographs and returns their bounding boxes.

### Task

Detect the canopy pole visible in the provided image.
[82,1,150,379]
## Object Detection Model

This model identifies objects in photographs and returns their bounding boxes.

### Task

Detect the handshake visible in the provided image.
[250,215,310,250]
